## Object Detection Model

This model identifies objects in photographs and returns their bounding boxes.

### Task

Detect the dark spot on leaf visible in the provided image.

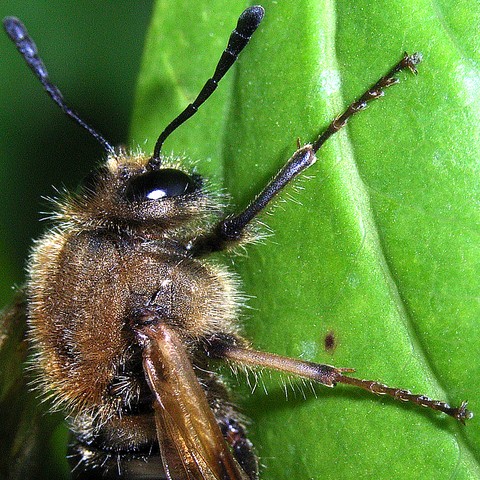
[324,331,336,353]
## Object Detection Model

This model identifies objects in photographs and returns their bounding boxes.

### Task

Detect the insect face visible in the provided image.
[64,156,207,230]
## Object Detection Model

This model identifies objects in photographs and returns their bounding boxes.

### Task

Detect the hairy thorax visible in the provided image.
[27,227,240,422]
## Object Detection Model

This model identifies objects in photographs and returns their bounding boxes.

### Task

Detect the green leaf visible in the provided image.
[132,1,480,479]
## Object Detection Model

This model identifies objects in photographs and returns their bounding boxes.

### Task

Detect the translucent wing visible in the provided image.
[0,290,31,477]
[137,322,248,480]
[0,290,28,396]
[0,291,67,479]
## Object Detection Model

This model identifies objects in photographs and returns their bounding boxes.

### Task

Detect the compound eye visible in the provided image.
[125,168,197,202]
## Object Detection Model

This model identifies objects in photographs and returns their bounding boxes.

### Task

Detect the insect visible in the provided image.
[1,5,473,480]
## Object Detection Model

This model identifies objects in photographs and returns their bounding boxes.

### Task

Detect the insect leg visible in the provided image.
[205,336,473,423]
[219,417,259,480]
[190,53,422,255]
[311,52,422,153]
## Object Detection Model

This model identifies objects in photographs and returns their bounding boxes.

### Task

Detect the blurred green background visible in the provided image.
[0,1,153,306]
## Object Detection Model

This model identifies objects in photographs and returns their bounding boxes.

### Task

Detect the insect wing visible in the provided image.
[0,291,27,395]
[0,292,31,476]
[0,293,35,477]
[139,322,248,480]
[1,292,68,479]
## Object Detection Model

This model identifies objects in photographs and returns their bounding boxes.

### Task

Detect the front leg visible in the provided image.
[189,53,422,256]
[190,145,316,254]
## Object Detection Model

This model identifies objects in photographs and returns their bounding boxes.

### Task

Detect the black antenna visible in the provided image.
[149,5,265,168]
[3,16,115,155]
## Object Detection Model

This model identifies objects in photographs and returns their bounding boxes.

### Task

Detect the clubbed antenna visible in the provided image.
[149,5,265,167]
[3,16,114,154]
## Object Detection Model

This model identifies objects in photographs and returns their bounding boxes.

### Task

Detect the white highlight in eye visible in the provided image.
[147,189,167,200]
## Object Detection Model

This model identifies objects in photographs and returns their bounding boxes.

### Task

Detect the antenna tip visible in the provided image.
[238,6,265,35]
[3,16,25,40]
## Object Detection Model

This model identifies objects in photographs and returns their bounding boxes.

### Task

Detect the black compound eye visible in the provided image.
[125,168,197,202]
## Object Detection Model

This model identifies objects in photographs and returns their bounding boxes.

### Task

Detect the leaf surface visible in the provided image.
[131,1,480,479]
